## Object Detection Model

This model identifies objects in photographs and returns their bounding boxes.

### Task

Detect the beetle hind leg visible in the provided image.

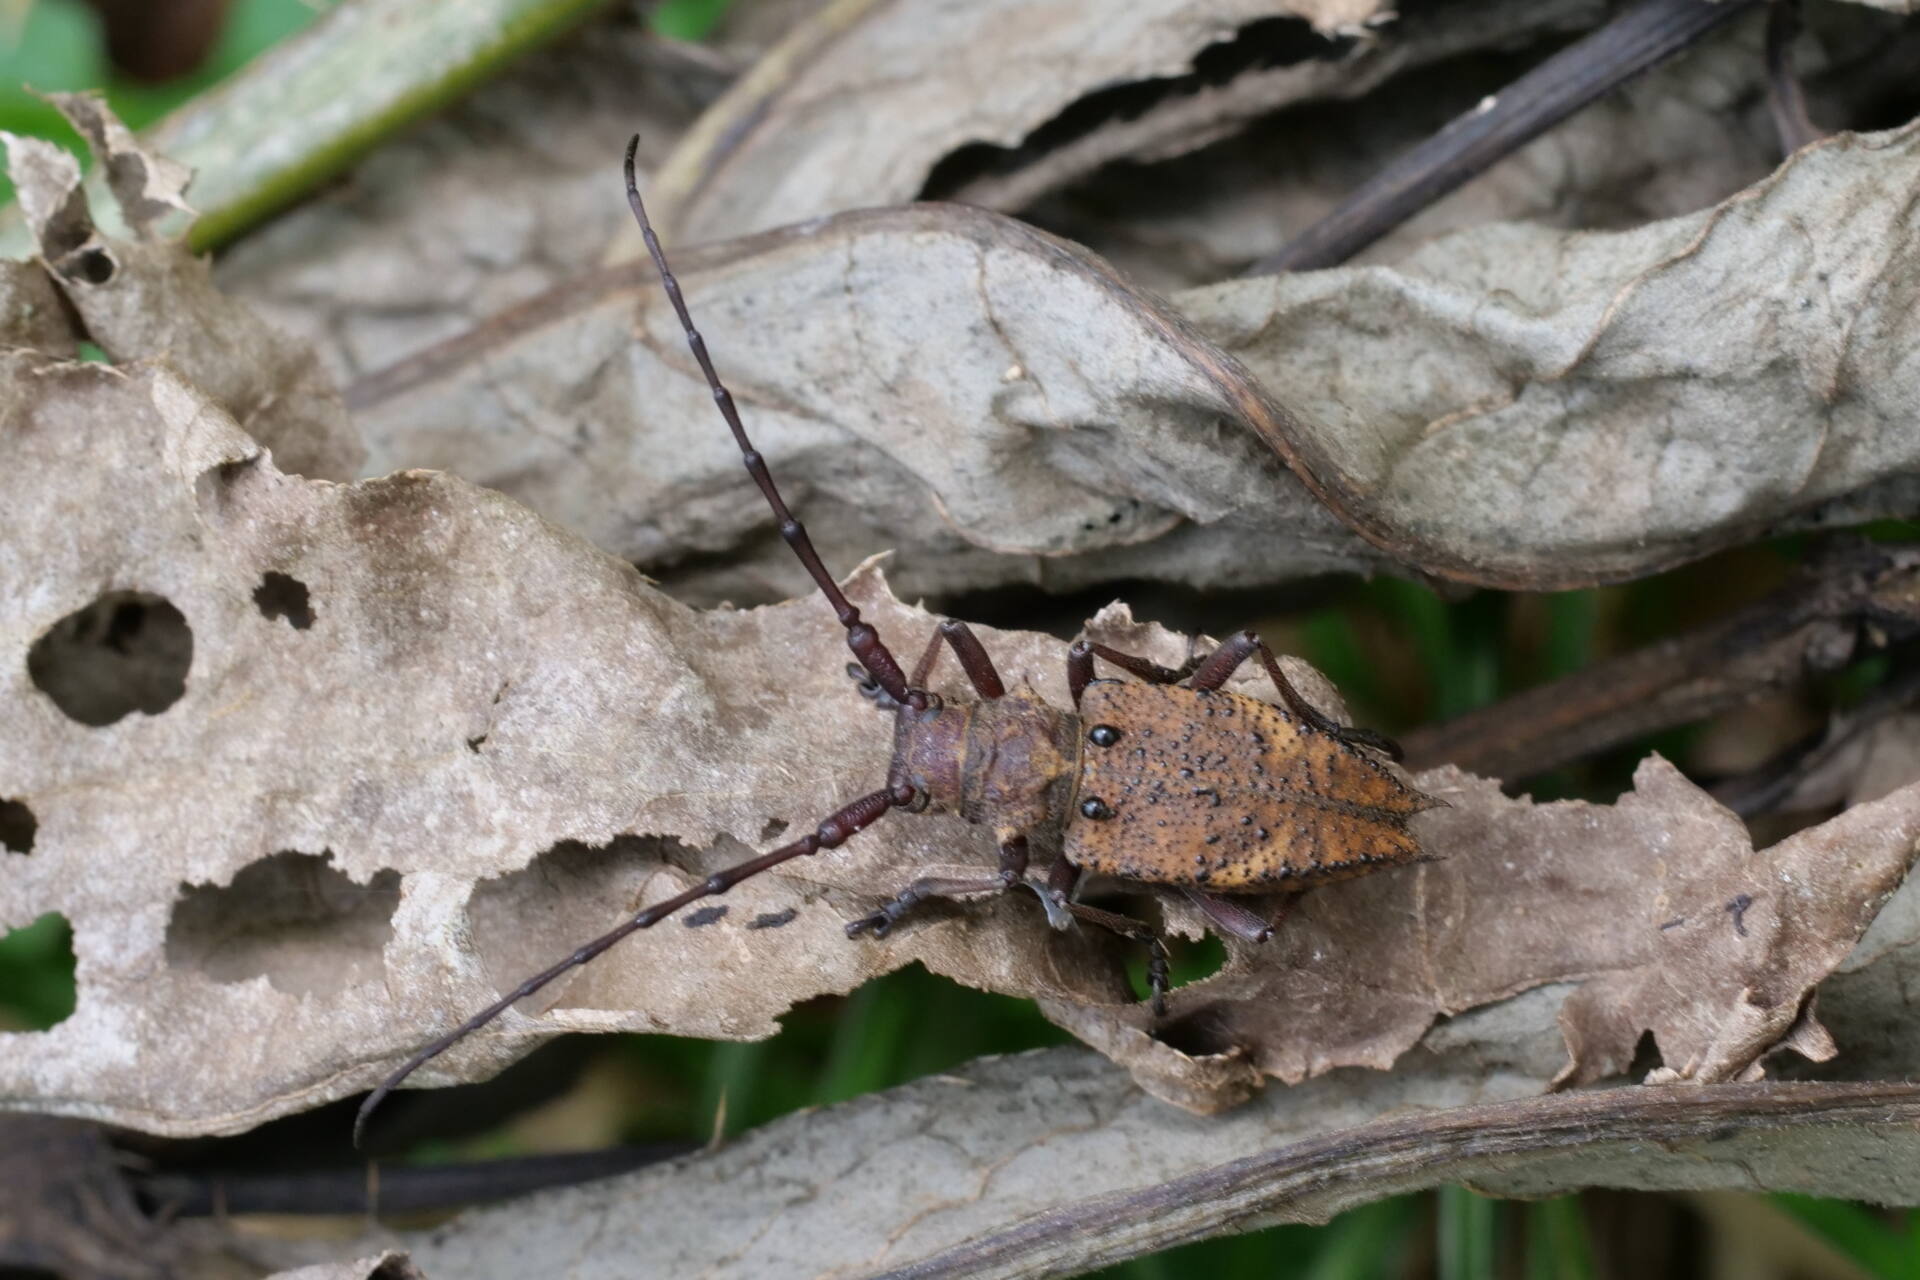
[1066,901,1171,1017]
[1189,630,1405,761]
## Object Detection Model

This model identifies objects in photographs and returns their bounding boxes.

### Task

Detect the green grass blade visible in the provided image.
[1438,1186,1498,1280]
[1771,1194,1916,1280]
[1303,1195,1421,1280]
[1525,1196,1596,1280]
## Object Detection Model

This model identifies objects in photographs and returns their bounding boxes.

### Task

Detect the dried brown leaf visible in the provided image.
[43,91,194,240]
[1194,121,1920,588]
[0,353,1129,1135]
[1052,760,1920,1109]
[4,350,1915,1134]
[2,97,364,481]
[1045,7,1815,289]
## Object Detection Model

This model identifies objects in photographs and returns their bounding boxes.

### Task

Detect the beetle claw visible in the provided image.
[846,911,892,939]
[1033,886,1075,931]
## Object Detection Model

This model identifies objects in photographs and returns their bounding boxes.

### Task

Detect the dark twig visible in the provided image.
[1399,543,1920,782]
[131,1144,691,1218]
[1247,0,1762,274]
[1765,0,1823,154]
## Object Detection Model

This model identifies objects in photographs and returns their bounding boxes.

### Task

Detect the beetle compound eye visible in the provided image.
[1079,797,1115,820]
[1087,724,1122,747]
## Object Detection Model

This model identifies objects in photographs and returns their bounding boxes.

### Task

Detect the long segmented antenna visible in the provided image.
[353,142,935,1147]
[354,785,911,1147]
[623,136,915,708]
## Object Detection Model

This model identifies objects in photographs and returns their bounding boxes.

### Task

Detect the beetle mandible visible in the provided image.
[353,138,1442,1143]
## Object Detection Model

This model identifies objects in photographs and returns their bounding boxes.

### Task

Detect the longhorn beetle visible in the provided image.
[352,138,1441,1144]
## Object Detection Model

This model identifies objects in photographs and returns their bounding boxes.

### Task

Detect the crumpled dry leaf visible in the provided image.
[0,353,1127,1135]
[348,121,1920,605]
[1048,756,1920,1110]
[1191,120,1920,588]
[641,0,1603,247]
[267,1257,423,1280]
[4,350,1913,1132]
[44,92,195,240]
[347,201,1377,605]
[1,98,363,481]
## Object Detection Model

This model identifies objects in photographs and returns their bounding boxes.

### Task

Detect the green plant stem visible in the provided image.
[0,0,614,258]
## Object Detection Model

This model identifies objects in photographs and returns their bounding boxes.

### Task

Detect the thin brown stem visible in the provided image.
[1247,0,1761,275]
[1399,543,1920,781]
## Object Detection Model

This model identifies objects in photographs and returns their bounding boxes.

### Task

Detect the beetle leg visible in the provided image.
[1067,639,1201,707]
[1189,630,1405,761]
[908,630,944,688]
[937,620,1007,700]
[1180,887,1280,943]
[1066,902,1171,1017]
[909,620,1007,699]
[847,833,1031,938]
[1039,857,1081,929]
[845,875,1009,938]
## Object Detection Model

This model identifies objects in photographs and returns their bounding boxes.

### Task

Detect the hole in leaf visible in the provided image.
[165,851,400,998]
[1628,1028,1665,1082]
[62,245,116,285]
[27,591,192,727]
[1153,1000,1240,1060]
[1166,930,1228,990]
[920,14,1343,201]
[253,571,314,630]
[0,798,36,854]
[0,912,77,1029]
[467,834,697,1014]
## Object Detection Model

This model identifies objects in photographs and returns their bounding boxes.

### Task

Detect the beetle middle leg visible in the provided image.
[1189,630,1405,761]
[1067,639,1203,707]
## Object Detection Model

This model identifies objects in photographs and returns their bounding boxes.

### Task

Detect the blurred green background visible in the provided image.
[2,1,1918,1276]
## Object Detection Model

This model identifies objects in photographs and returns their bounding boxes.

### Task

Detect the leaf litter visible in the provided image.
[0,25,1918,1276]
